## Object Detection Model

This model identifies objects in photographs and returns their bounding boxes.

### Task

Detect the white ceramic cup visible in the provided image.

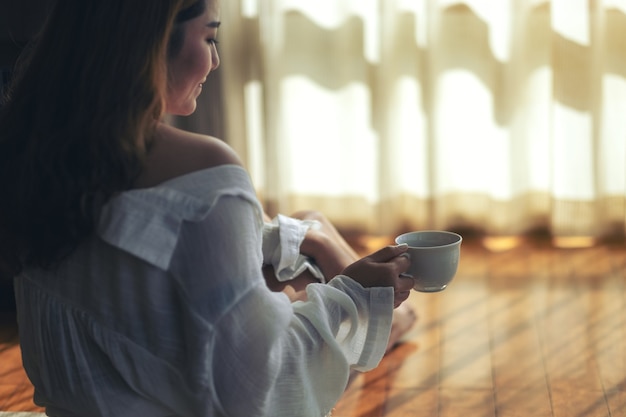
[395,230,462,292]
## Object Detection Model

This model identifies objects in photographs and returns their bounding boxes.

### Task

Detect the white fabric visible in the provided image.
[13,165,394,417]
[262,214,325,282]
[0,413,47,417]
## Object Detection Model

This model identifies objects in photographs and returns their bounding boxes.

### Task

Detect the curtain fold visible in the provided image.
[191,0,626,239]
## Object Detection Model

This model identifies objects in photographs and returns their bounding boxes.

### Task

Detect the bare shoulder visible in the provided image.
[159,123,242,167]
[135,123,244,188]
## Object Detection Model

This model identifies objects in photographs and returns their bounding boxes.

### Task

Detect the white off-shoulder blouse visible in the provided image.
[14,165,394,417]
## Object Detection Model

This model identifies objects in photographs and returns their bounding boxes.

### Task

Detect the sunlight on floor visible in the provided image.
[481,235,523,252]
[552,235,597,249]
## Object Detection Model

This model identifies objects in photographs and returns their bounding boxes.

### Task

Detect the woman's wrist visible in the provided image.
[299,228,329,261]
[300,229,355,280]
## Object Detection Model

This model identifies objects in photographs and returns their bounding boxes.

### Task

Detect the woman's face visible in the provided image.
[166,0,220,116]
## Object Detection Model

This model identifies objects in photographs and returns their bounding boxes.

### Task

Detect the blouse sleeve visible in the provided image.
[170,192,394,417]
[262,214,325,282]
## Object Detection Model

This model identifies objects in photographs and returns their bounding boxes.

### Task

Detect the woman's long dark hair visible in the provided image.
[0,0,205,279]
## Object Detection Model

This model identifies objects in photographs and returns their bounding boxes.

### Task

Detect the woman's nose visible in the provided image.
[212,46,220,70]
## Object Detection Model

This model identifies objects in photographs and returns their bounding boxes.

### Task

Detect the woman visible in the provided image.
[0,1,414,416]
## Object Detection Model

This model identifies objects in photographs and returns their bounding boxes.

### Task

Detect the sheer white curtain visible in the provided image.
[215,0,626,239]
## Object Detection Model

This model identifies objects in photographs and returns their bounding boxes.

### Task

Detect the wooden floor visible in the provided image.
[333,235,626,417]
[0,235,624,416]
[0,312,43,414]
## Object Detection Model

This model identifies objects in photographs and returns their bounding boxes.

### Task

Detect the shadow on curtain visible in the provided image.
[181,0,626,243]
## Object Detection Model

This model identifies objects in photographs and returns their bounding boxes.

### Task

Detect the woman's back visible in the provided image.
[16,164,264,416]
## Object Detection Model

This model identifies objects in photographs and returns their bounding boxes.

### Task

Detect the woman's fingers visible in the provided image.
[367,243,409,263]
[341,244,413,300]
[396,273,414,292]
[393,273,414,307]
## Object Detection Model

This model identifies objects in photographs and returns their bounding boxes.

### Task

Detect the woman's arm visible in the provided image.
[262,210,359,301]
[181,193,409,417]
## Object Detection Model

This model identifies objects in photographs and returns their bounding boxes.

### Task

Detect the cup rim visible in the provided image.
[395,230,462,248]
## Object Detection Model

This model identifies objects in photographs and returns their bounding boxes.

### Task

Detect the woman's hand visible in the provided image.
[342,244,413,308]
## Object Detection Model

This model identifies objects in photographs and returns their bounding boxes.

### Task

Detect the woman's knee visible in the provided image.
[290,210,327,223]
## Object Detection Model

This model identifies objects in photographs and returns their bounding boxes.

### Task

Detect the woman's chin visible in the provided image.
[166,103,197,117]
